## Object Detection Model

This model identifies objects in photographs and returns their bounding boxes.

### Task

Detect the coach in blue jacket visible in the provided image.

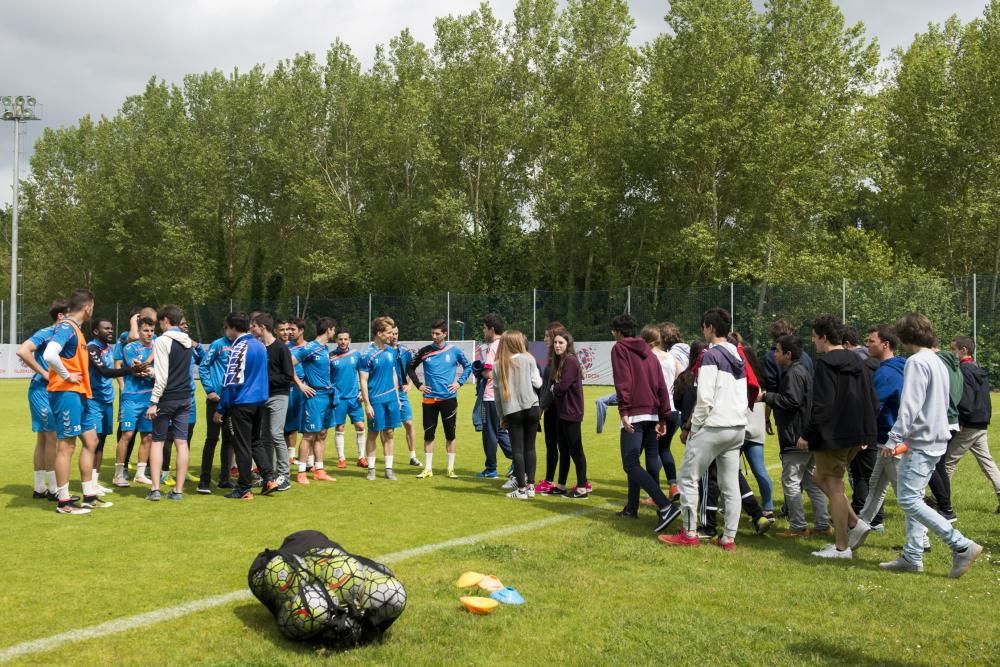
[213,312,270,499]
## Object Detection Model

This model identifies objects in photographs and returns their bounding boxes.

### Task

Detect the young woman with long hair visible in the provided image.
[551,328,589,498]
[494,330,542,499]
[640,324,681,504]
[534,321,564,494]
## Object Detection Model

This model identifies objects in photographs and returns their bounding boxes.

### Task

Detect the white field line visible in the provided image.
[0,507,604,664]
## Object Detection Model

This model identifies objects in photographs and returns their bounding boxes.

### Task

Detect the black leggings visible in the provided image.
[422,398,458,442]
[507,407,540,488]
[542,407,559,482]
[656,411,681,484]
[557,419,587,488]
[927,456,953,513]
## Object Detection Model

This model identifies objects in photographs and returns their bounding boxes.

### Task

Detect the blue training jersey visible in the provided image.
[330,347,361,398]
[121,341,155,398]
[362,344,399,404]
[409,343,472,400]
[288,341,306,379]
[27,325,57,387]
[87,340,118,403]
[394,345,413,394]
[291,340,332,393]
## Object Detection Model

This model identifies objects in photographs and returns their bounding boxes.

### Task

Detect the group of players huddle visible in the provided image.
[21,290,474,515]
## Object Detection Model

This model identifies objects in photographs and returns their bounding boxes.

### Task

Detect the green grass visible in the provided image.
[1,381,999,666]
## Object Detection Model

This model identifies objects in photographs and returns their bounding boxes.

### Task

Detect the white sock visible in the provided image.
[82,480,94,497]
[57,484,70,502]
[335,432,345,459]
[356,432,366,457]
[137,463,147,477]
[368,455,377,470]
[307,455,315,467]
[33,470,46,493]
[115,463,124,477]
[298,461,307,473]
[92,469,100,485]
[46,471,57,493]
[315,461,324,470]
[384,455,394,471]
[424,453,433,470]
[447,453,456,470]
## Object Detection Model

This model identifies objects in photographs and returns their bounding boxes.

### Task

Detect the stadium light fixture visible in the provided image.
[2,96,41,347]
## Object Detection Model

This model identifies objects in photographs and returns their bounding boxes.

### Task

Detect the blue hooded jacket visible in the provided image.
[217,333,269,413]
[872,355,905,444]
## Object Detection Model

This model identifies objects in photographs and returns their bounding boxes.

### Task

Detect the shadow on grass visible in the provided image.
[786,638,923,666]
[0,484,50,509]
[232,602,391,659]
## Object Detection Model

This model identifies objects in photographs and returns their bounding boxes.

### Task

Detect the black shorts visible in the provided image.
[151,399,193,443]
[422,398,458,442]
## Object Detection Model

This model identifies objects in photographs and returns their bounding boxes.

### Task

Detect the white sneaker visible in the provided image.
[501,477,518,490]
[97,484,114,495]
[525,487,536,498]
[848,518,871,550]
[507,488,528,500]
[112,475,130,488]
[879,555,923,573]
[812,544,852,559]
[134,474,153,485]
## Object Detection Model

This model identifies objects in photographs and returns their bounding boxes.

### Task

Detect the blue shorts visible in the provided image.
[398,391,413,422]
[302,392,333,434]
[284,388,303,433]
[83,399,114,436]
[368,400,402,432]
[50,391,88,440]
[152,399,192,443]
[28,383,55,433]
[332,396,365,427]
[120,397,153,433]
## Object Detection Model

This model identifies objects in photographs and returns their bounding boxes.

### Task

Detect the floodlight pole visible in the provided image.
[2,96,40,347]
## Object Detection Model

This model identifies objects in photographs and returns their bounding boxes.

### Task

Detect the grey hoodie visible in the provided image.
[888,349,952,455]
[151,328,194,404]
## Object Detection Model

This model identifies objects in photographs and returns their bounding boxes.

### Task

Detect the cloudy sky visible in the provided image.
[0,0,990,206]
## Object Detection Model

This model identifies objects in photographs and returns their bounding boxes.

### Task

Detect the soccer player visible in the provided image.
[878,314,983,577]
[361,316,402,481]
[406,319,472,478]
[114,317,157,486]
[17,300,69,499]
[290,317,337,483]
[662,308,747,550]
[145,305,195,501]
[389,326,421,467]
[476,313,513,478]
[251,312,294,492]
[197,323,235,492]
[42,289,97,514]
[330,329,367,469]
[86,318,142,494]
[283,318,309,469]
[213,311,271,499]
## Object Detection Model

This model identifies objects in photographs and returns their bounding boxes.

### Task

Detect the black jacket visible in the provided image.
[265,339,295,396]
[958,360,991,429]
[763,347,814,392]
[803,349,878,451]
[763,360,812,452]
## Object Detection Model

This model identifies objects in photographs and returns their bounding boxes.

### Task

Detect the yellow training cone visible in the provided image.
[456,572,486,588]
[460,596,499,615]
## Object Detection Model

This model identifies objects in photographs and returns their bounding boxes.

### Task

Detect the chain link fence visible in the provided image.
[5,274,996,376]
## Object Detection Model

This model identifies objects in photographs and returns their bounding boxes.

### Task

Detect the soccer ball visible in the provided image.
[314,554,365,606]
[264,556,297,595]
[358,573,407,625]
[277,598,316,640]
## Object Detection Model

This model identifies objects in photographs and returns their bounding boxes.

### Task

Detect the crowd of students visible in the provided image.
[20,292,993,577]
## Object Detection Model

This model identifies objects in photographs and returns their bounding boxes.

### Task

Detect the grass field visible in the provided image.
[1,380,999,666]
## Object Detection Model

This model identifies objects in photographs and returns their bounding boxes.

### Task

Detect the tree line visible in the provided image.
[10,0,1000,315]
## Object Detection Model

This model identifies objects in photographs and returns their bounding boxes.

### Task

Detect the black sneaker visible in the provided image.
[217,480,235,489]
[224,487,253,500]
[276,478,291,492]
[616,509,637,519]
[32,490,48,499]
[549,486,566,496]
[567,488,590,499]
[655,504,681,532]
[196,482,211,495]
[938,508,958,523]
[49,493,79,503]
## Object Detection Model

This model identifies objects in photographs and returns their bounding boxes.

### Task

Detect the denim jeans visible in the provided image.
[779,450,829,531]
[858,444,896,525]
[481,400,512,473]
[897,448,972,565]
[620,421,669,514]
[741,441,773,511]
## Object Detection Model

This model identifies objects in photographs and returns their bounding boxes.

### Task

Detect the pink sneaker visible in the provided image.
[534,480,553,494]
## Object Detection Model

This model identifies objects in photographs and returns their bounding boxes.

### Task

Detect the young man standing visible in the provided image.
[476,313,512,478]
[17,300,68,499]
[290,317,337,483]
[944,336,1000,513]
[197,324,235,492]
[145,305,195,501]
[330,329,367,469]
[214,312,270,500]
[849,324,905,548]
[115,317,157,485]
[283,319,309,468]
[361,316,402,481]
[879,314,983,577]
[763,335,828,537]
[389,326,422,467]
[43,289,96,515]
[407,319,473,478]
[607,314,679,532]
[662,308,747,551]
[798,314,878,560]
[251,312,295,492]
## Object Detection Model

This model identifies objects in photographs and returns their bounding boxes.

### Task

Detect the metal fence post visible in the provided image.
[368,293,373,342]
[296,296,300,318]
[447,291,451,340]
[730,282,734,324]
[842,278,847,322]
[973,273,978,348]
[115,303,119,335]
[532,288,537,342]
[230,298,234,313]
[626,286,631,314]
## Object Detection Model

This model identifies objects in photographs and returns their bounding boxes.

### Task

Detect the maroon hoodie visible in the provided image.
[553,354,584,422]
[611,337,672,423]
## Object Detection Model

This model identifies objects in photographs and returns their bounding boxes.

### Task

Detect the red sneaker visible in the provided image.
[357,457,369,468]
[658,530,699,547]
[712,538,736,552]
[336,458,347,469]
[313,469,336,482]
